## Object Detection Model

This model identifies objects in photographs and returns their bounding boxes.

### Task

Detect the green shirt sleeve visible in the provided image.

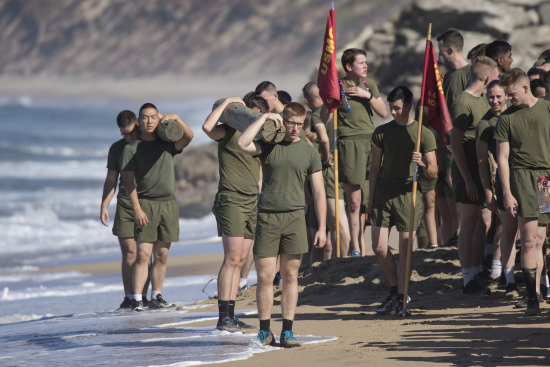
[107,144,119,171]
[451,100,472,131]
[217,124,234,144]
[476,119,492,143]
[371,125,384,149]
[308,148,323,175]
[121,144,136,172]
[421,127,437,153]
[493,115,511,142]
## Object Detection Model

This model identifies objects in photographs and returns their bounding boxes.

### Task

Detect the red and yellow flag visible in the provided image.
[317,7,340,112]
[420,40,453,144]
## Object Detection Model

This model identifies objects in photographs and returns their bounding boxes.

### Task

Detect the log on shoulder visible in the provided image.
[158,120,184,142]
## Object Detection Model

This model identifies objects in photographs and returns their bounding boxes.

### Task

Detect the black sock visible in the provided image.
[397,293,404,301]
[282,319,293,332]
[229,300,235,319]
[390,286,398,295]
[522,267,537,300]
[259,319,270,332]
[218,300,230,321]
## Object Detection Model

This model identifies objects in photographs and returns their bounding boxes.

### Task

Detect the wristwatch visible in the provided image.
[365,93,373,102]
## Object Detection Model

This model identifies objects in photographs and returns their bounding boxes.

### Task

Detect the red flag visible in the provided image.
[317,8,340,112]
[420,40,453,145]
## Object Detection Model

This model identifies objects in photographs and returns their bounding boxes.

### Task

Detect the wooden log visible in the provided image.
[157,119,184,142]
[212,99,285,144]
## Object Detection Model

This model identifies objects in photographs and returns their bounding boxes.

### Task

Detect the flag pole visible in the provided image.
[403,23,432,316]
[332,1,341,258]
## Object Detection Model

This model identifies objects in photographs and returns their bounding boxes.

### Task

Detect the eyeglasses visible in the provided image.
[121,125,140,137]
[282,119,304,129]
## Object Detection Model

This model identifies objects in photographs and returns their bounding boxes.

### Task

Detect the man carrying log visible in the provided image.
[202,97,260,331]
[237,102,326,347]
[121,103,194,311]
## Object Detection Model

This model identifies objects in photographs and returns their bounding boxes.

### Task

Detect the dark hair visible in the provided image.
[387,86,413,106]
[539,49,550,60]
[255,81,277,96]
[467,43,487,61]
[527,67,540,77]
[545,71,550,88]
[139,102,158,115]
[341,48,366,72]
[116,110,137,128]
[485,40,512,61]
[246,96,269,114]
[243,91,255,105]
[436,30,464,52]
[530,79,545,91]
[278,90,291,105]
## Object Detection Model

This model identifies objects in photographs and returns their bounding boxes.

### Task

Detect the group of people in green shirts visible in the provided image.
[100,27,550,348]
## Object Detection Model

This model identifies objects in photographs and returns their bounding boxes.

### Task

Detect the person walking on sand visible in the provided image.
[237,102,326,347]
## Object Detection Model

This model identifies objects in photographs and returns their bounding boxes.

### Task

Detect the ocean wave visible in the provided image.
[0,140,109,158]
[0,313,54,325]
[0,160,106,179]
[0,271,88,283]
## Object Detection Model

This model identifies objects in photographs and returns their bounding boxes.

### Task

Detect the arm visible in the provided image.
[258,166,263,196]
[476,140,497,212]
[202,97,244,141]
[315,123,331,164]
[310,170,327,248]
[100,170,119,226]
[366,145,383,222]
[413,150,438,180]
[122,170,148,227]
[346,87,388,118]
[304,110,318,142]
[237,113,282,155]
[497,140,517,216]
[161,114,194,151]
[451,127,478,202]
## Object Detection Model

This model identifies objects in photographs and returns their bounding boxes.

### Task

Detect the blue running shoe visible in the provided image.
[256,329,276,346]
[280,330,301,348]
[348,250,361,257]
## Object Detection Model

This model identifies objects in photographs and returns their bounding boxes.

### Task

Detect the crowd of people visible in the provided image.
[100,28,550,347]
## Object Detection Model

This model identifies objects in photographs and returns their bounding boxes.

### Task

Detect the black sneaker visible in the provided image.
[375,294,398,314]
[497,274,507,289]
[515,295,528,308]
[280,330,301,348]
[273,272,282,286]
[233,317,255,329]
[445,233,458,246]
[149,294,173,309]
[215,317,241,332]
[525,298,540,316]
[504,283,519,298]
[393,299,412,317]
[541,284,548,300]
[118,297,132,309]
[255,329,276,346]
[463,279,488,294]
[142,295,149,307]
[131,299,144,311]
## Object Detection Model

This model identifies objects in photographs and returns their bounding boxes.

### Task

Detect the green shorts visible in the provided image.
[254,210,308,257]
[135,196,179,243]
[338,135,371,185]
[416,217,427,238]
[451,146,485,206]
[113,196,135,238]
[511,168,550,218]
[417,170,437,194]
[436,177,454,198]
[371,181,423,232]
[213,191,257,239]
[324,165,345,200]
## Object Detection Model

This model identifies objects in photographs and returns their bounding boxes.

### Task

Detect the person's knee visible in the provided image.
[136,248,152,264]
[348,198,361,212]
[372,241,387,256]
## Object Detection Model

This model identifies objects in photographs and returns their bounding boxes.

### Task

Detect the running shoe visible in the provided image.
[238,284,249,291]
[525,298,540,316]
[280,330,302,348]
[233,317,255,329]
[273,272,282,286]
[504,283,519,298]
[515,293,543,308]
[131,299,144,312]
[444,233,459,246]
[118,297,132,309]
[497,274,507,289]
[393,299,412,317]
[463,279,487,294]
[348,250,361,258]
[375,294,398,314]
[216,317,241,332]
[255,329,276,346]
[540,284,548,300]
[142,295,149,307]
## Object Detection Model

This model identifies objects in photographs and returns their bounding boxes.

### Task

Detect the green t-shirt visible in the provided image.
[121,138,182,199]
[451,91,490,147]
[443,64,471,111]
[494,99,550,169]
[257,138,322,212]
[372,119,437,185]
[476,110,499,157]
[217,124,260,196]
[337,78,381,138]
[308,107,321,150]
[107,138,129,199]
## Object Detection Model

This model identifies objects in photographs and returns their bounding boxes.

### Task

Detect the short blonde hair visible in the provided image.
[283,102,307,118]
[471,56,497,81]
[500,68,529,89]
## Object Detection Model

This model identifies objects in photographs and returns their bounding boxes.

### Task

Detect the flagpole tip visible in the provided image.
[332,1,334,9]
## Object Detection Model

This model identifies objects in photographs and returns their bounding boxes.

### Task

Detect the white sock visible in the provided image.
[490,260,502,279]
[542,275,549,287]
[239,278,247,288]
[484,244,493,257]
[152,290,161,299]
[457,229,460,234]
[133,294,142,302]
[503,268,515,284]
[462,268,472,286]
[125,294,133,300]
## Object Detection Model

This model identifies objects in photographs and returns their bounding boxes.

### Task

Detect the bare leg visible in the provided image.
[150,240,171,292]
[343,183,362,254]
[255,256,277,320]
[423,190,438,248]
[218,235,246,300]
[119,237,136,295]
[326,198,351,257]
[239,246,254,282]
[324,228,332,260]
[437,195,453,244]
[230,238,254,300]
[446,194,461,234]
[279,254,302,320]
[133,241,153,295]
[360,212,367,255]
[397,230,415,293]
[372,226,397,287]
[535,224,547,294]
[499,210,518,274]
[457,203,482,270]
[472,208,492,269]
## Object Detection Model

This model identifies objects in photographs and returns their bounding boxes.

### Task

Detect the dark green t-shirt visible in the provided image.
[443,64,471,111]
[337,78,381,138]
[107,138,130,199]
[476,110,499,157]
[257,138,322,212]
[372,120,437,185]
[121,138,182,199]
[217,124,260,196]
[494,100,550,169]
[451,91,490,147]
